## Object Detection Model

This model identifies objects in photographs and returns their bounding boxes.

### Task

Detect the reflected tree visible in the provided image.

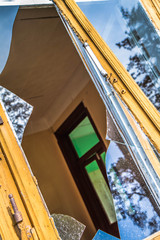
[116,3,160,111]
[108,149,160,235]
[0,86,32,142]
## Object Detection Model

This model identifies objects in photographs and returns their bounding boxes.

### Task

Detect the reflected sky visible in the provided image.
[106,141,160,239]
[0,6,18,73]
[105,106,160,239]
[0,86,33,142]
[93,230,120,240]
[0,0,51,6]
[0,6,32,142]
[77,0,160,111]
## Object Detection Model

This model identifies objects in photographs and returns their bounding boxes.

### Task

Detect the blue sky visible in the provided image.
[0,1,51,6]
[77,0,137,68]
[77,0,160,111]
[0,6,18,73]
[106,141,160,240]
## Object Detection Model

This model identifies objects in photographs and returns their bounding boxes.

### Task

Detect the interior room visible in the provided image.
[0,5,119,240]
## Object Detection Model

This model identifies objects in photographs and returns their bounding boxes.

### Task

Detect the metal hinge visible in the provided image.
[9,194,23,224]
[8,194,35,239]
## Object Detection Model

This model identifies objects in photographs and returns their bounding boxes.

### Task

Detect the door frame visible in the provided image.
[55,102,119,237]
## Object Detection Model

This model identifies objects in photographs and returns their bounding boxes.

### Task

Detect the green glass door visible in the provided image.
[55,103,119,237]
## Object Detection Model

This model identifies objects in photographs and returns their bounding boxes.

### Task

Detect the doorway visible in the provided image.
[55,102,119,238]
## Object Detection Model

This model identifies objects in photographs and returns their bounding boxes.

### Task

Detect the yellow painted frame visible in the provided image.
[143,230,160,240]
[53,0,160,154]
[0,103,60,240]
[140,0,160,31]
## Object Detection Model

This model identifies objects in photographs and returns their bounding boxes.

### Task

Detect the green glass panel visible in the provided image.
[85,160,98,173]
[100,152,106,165]
[85,161,117,224]
[69,117,99,158]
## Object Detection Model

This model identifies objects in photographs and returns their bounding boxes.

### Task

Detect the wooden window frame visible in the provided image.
[53,0,160,155]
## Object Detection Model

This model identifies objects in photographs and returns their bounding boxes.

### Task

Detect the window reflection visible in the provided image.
[106,141,160,240]
[0,6,18,73]
[105,106,160,238]
[77,0,160,111]
[0,86,33,142]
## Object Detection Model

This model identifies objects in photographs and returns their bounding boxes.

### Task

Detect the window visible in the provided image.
[77,0,160,111]
[55,103,119,238]
[69,116,99,158]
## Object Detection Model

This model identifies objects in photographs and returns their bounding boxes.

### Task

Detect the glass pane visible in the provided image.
[100,151,106,165]
[85,160,117,224]
[0,86,33,143]
[106,141,160,240]
[0,1,51,6]
[93,230,120,240]
[0,6,18,73]
[77,0,160,111]
[105,105,160,200]
[69,117,99,157]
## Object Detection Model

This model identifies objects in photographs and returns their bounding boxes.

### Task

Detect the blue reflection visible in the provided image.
[93,230,120,240]
[106,141,160,239]
[77,0,160,111]
[0,6,33,143]
[0,6,18,73]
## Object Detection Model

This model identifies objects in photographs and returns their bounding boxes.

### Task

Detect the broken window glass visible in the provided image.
[0,6,18,73]
[0,0,51,6]
[0,86,33,143]
[106,140,160,240]
[105,109,160,239]
[57,8,160,238]
[51,214,85,240]
[0,7,32,142]
[77,0,160,111]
